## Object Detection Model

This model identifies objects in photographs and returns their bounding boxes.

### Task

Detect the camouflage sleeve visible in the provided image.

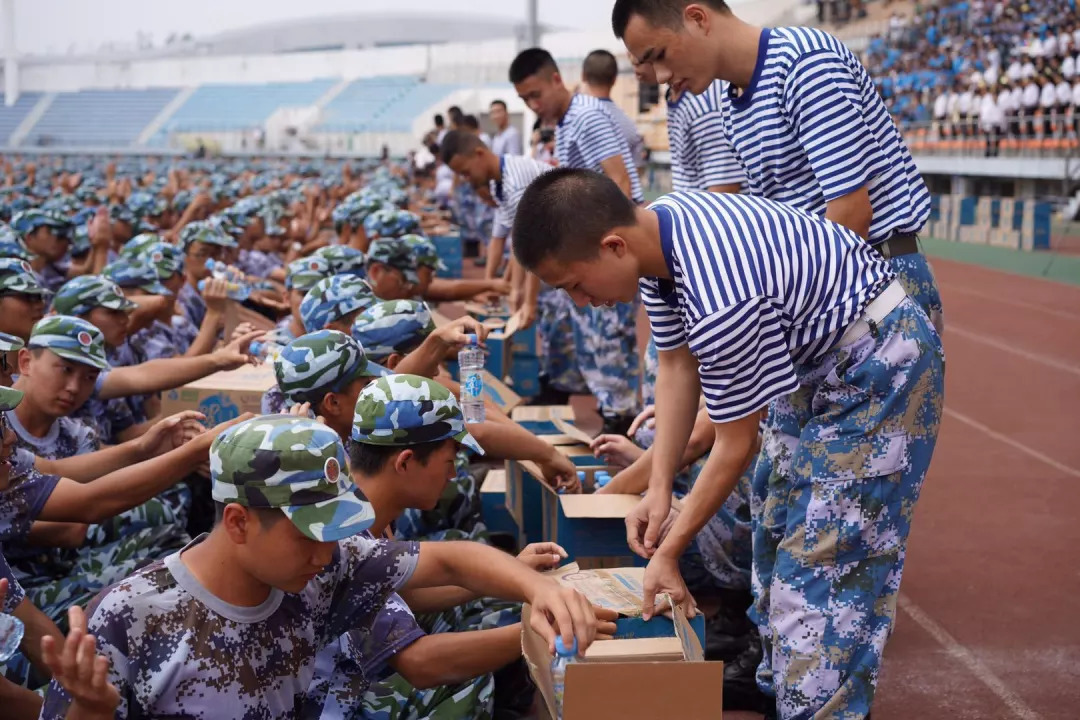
[0,456,61,541]
[73,417,101,455]
[348,592,426,678]
[328,536,420,643]
[0,547,25,612]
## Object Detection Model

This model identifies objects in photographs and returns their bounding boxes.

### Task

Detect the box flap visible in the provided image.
[481,370,523,412]
[520,605,558,720]
[558,494,640,519]
[481,469,506,494]
[580,637,685,662]
[546,564,643,615]
[551,415,594,445]
[181,364,276,392]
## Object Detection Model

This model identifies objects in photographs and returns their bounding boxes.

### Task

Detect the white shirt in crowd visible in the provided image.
[1057,80,1073,106]
[983,67,998,87]
[958,90,974,115]
[946,91,961,117]
[1074,80,1080,107]
[980,93,1003,131]
[1062,55,1076,80]
[1022,61,1037,79]
[1009,86,1024,112]
[996,90,1013,118]
[1074,28,1080,50]
[933,93,949,119]
[1043,35,1058,58]
[490,126,523,156]
[1007,61,1023,81]
[1060,33,1073,56]
[477,132,492,148]
[434,163,454,202]
[1039,82,1057,109]
[1023,82,1041,108]
[1026,37,1044,58]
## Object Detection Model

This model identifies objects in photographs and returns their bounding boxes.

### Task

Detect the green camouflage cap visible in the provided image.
[210,415,375,542]
[351,374,483,454]
[274,329,390,409]
[140,242,185,279]
[0,224,33,261]
[285,255,331,293]
[363,207,420,240]
[313,245,366,276]
[367,238,420,286]
[350,300,434,362]
[120,232,166,259]
[0,331,24,352]
[69,226,91,257]
[28,315,110,370]
[300,275,376,332]
[0,385,23,412]
[179,220,238,251]
[401,234,447,273]
[51,274,137,316]
[11,209,73,237]
[0,258,50,297]
[103,259,172,296]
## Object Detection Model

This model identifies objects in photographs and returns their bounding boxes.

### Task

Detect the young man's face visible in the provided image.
[533,246,641,308]
[85,307,130,347]
[621,11,718,96]
[319,376,378,440]
[0,294,47,340]
[401,439,459,510]
[490,103,509,129]
[236,508,338,594]
[112,220,134,244]
[368,264,411,301]
[448,147,493,193]
[514,69,566,123]
[25,227,70,263]
[19,350,100,418]
[415,266,433,297]
[185,242,225,282]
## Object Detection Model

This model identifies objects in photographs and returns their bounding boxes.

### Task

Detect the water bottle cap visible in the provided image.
[464,334,478,345]
[577,471,586,480]
[554,636,578,656]
[249,341,263,355]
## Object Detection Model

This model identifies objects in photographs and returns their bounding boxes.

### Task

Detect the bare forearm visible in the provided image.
[423,278,503,302]
[101,355,222,398]
[408,541,542,602]
[13,597,62,679]
[0,678,42,720]
[392,625,522,689]
[36,441,145,483]
[394,335,448,378]
[650,352,701,493]
[484,237,506,280]
[183,309,223,357]
[469,421,559,462]
[399,585,478,614]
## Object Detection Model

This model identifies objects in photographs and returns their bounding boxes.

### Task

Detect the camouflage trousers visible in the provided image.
[537,289,641,415]
[749,297,944,719]
[359,673,494,720]
[889,252,944,333]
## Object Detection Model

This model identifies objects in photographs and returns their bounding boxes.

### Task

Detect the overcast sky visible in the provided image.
[12,0,647,55]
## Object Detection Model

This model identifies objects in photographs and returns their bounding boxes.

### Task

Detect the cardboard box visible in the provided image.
[522,565,722,720]
[464,300,512,323]
[480,469,518,537]
[480,370,524,414]
[160,364,277,424]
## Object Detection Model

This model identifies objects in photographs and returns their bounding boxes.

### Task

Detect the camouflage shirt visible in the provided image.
[0,548,23,612]
[40,532,420,720]
[0,449,58,542]
[129,319,183,361]
[239,248,284,279]
[36,261,69,294]
[261,384,287,415]
[177,282,207,329]
[5,410,99,460]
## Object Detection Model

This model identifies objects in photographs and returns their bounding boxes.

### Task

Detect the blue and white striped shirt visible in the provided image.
[667,81,745,192]
[641,191,893,423]
[598,97,646,169]
[490,154,556,239]
[721,27,930,244]
[556,94,644,204]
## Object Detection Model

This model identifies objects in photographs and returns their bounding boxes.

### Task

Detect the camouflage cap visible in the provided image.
[367,237,420,286]
[140,242,185,279]
[0,225,33,261]
[350,300,434,362]
[127,191,167,219]
[210,415,375,542]
[0,258,50,297]
[108,203,136,225]
[351,374,483,454]
[0,331,24,352]
[274,329,390,408]
[10,209,73,237]
[120,232,166,259]
[104,259,172,296]
[401,234,447,273]
[313,245,366,277]
[285,255,331,293]
[28,315,110,370]
[362,207,420,240]
[0,385,23,412]
[51,274,137,316]
[300,275,376,332]
[179,220,238,251]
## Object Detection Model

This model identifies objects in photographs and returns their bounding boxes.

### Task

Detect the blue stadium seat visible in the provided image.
[24,89,179,147]
[316,77,461,133]
[0,93,43,145]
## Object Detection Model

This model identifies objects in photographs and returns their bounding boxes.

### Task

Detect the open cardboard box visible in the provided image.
[511,406,582,446]
[522,565,722,720]
[160,364,276,424]
[479,469,518,537]
[464,300,512,323]
[480,370,524,414]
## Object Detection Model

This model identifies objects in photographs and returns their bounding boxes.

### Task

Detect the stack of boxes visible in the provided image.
[465,301,541,400]
[432,230,463,278]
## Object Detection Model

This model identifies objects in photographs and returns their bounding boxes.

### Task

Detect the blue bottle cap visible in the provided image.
[577,471,586,481]
[553,636,578,657]
[464,334,478,345]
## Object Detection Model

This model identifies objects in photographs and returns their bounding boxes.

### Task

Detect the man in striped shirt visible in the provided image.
[510,48,642,432]
[580,49,647,175]
[613,0,944,334]
[666,79,744,193]
[511,168,944,720]
[439,129,583,404]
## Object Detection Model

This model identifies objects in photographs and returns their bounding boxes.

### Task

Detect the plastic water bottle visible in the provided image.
[594,471,612,490]
[198,258,251,301]
[0,613,25,662]
[551,635,578,719]
[458,335,485,424]
[249,339,284,364]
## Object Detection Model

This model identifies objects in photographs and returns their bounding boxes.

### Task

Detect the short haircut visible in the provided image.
[349,437,451,476]
[612,0,730,37]
[440,129,485,164]
[509,48,559,84]
[447,106,464,123]
[462,114,480,130]
[511,168,637,271]
[490,99,508,110]
[434,113,445,127]
[583,49,619,87]
[213,500,283,527]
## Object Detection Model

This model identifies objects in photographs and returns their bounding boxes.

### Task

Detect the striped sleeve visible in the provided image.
[574,112,631,170]
[689,109,745,189]
[688,297,800,423]
[782,50,880,202]
[492,201,512,239]
[639,277,686,350]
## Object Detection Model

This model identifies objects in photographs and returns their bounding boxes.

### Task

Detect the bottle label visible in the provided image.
[462,372,484,400]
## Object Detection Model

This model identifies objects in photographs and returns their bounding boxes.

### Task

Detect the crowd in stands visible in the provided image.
[863,0,1080,152]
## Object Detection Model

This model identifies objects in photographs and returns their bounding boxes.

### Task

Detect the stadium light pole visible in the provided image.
[525,0,539,48]
[1,0,16,106]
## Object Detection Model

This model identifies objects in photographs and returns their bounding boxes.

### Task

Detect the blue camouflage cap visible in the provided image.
[362,207,420,240]
[0,385,23,412]
[28,315,110,370]
[0,225,33,261]
[285,255,331,293]
[401,234,447,273]
[313,245,366,276]
[0,331,24,352]
[0,258,50,296]
[180,220,238,251]
[104,259,172,296]
[351,374,483,454]
[274,329,390,409]
[140,242,184,279]
[210,415,375,542]
[51,274,138,316]
[367,237,420,286]
[120,232,166,259]
[108,203,136,225]
[11,209,73,237]
[300,275,376,332]
[350,300,434,362]
[68,226,91,257]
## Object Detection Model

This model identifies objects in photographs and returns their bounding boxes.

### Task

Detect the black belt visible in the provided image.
[874,232,919,259]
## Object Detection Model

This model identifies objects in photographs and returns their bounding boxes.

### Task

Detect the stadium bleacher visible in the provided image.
[316,76,461,133]
[0,92,43,145]
[24,88,180,148]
